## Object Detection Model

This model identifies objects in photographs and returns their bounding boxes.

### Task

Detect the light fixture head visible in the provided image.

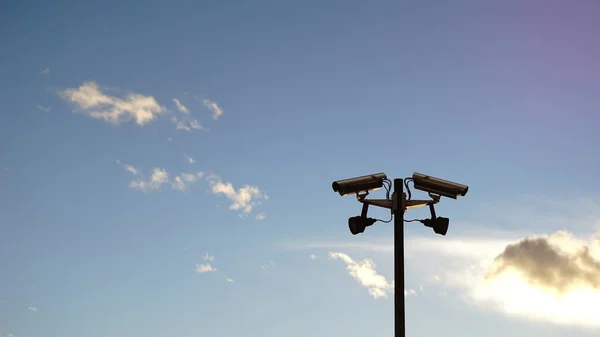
[421,217,449,236]
[348,216,377,235]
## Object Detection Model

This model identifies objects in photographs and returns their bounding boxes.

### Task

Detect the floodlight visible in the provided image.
[421,217,449,236]
[348,216,376,235]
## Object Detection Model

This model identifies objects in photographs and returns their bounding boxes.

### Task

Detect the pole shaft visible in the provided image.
[393,178,405,337]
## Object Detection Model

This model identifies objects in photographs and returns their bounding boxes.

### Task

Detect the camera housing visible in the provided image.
[412,172,468,199]
[332,173,387,197]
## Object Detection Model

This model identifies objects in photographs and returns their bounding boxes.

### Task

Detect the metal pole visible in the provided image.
[393,178,405,337]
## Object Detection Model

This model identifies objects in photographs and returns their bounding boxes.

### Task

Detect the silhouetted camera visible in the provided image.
[332,173,387,197]
[412,173,468,199]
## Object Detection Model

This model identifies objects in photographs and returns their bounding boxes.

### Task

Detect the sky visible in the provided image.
[1,0,600,336]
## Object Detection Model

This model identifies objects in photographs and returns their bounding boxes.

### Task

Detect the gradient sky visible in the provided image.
[2,1,600,336]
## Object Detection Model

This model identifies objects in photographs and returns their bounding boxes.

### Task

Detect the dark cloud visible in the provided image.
[485,234,600,294]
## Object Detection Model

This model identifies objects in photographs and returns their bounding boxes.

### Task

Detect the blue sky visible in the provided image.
[2,0,600,336]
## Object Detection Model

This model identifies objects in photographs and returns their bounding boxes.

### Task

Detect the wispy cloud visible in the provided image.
[405,289,417,296]
[6,333,17,337]
[172,98,190,114]
[116,160,140,176]
[196,263,216,273]
[206,174,267,215]
[171,172,204,191]
[36,105,51,112]
[171,116,206,132]
[185,154,195,164]
[59,81,166,126]
[196,253,217,273]
[225,277,235,283]
[40,68,49,75]
[128,168,170,192]
[260,261,275,269]
[117,162,203,192]
[202,252,215,261]
[28,306,38,312]
[255,212,266,220]
[310,254,318,260]
[329,252,394,299]
[177,172,204,191]
[202,99,224,120]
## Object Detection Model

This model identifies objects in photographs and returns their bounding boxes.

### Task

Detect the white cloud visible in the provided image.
[36,105,51,112]
[196,263,216,273]
[202,252,215,261]
[172,98,190,114]
[225,277,235,283]
[171,176,187,191]
[202,99,224,120]
[310,254,318,260]
[171,116,206,132]
[123,165,139,175]
[119,163,203,192]
[40,67,49,75]
[129,168,169,192]
[28,306,38,312]
[255,212,266,220]
[206,174,267,214]
[59,81,165,126]
[405,289,417,296]
[185,154,195,164]
[329,252,394,299]
[260,261,275,269]
[171,172,204,191]
[6,334,16,337]
[116,161,140,176]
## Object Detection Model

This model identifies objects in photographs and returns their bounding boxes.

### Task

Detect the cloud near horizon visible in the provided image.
[400,229,600,329]
[464,230,600,329]
[286,215,600,328]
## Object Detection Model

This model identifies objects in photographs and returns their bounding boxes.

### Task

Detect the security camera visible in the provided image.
[332,173,387,197]
[348,216,376,235]
[412,172,468,199]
